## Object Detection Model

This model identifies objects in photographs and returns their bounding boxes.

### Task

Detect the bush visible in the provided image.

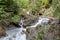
[0,0,20,27]
[53,0,60,19]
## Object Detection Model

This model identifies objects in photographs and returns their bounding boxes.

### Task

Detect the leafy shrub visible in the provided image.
[0,0,20,27]
[19,0,29,9]
[53,0,60,19]
[29,0,51,15]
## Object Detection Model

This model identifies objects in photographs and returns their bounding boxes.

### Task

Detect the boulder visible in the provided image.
[23,17,38,27]
[20,12,38,27]
[0,27,6,37]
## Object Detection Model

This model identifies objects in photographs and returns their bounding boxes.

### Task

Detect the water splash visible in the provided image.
[0,28,26,40]
[0,17,26,40]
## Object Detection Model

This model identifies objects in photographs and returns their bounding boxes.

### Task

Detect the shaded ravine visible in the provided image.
[0,17,50,40]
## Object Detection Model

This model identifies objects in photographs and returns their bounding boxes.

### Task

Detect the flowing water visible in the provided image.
[0,17,50,40]
[29,17,50,28]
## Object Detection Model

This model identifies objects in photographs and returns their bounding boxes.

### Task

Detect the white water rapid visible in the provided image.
[0,17,50,40]
[30,17,50,28]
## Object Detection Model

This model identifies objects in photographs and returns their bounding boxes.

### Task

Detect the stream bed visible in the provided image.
[0,17,50,40]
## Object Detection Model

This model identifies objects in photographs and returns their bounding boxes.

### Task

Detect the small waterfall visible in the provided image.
[0,18,26,40]
[0,17,50,40]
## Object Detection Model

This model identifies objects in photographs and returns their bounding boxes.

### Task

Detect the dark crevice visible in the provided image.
[39,13,43,16]
[10,22,21,28]
[57,19,60,24]
[49,0,52,4]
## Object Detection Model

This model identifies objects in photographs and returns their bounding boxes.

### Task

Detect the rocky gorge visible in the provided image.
[0,13,60,40]
[0,0,60,40]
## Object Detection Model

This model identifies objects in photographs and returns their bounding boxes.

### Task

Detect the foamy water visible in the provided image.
[29,17,50,28]
[0,28,26,40]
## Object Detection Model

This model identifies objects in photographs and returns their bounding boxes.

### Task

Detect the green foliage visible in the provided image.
[11,15,20,23]
[0,0,20,26]
[53,0,60,19]
[19,0,29,9]
[0,0,60,26]
[54,4,60,19]
[15,0,51,16]
[42,0,49,5]
[29,0,51,15]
